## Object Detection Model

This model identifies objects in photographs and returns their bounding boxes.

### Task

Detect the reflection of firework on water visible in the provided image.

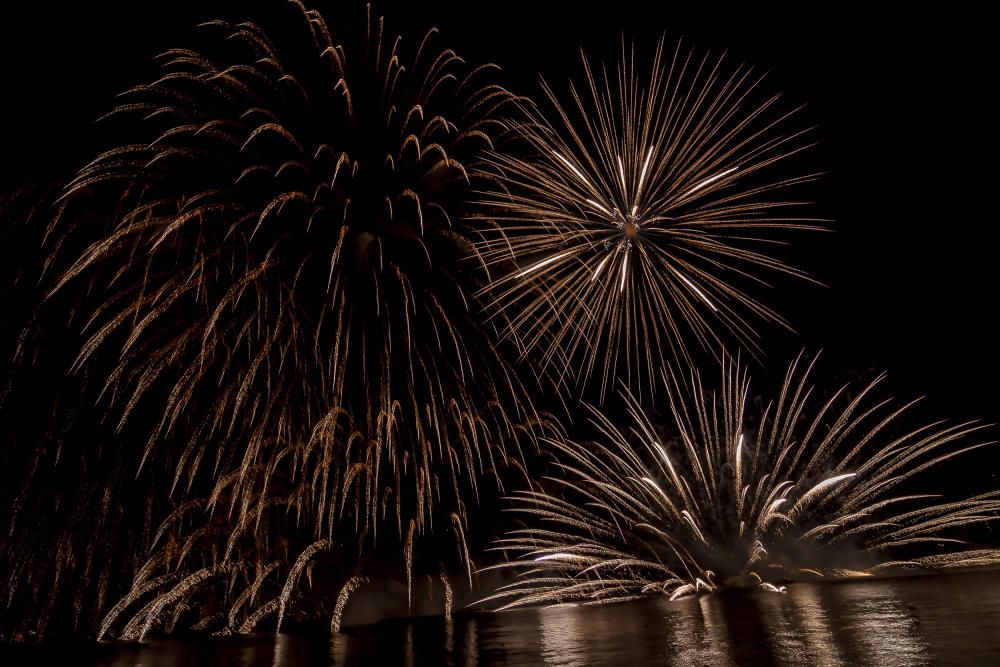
[481,354,1000,609]
[1,3,552,639]
[473,39,822,401]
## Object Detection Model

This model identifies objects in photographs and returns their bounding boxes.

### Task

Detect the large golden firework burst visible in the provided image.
[50,0,535,537]
[474,38,823,402]
[1,3,555,639]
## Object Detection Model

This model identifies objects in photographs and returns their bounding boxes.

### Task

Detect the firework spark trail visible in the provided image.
[331,576,368,634]
[0,257,168,644]
[440,571,454,620]
[473,38,824,402]
[47,0,533,542]
[2,3,557,640]
[478,353,1000,610]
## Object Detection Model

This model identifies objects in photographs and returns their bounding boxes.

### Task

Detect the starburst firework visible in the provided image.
[474,39,822,401]
[481,354,1000,610]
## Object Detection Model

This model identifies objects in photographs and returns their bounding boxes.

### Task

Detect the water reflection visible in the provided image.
[530,580,937,666]
[4,571,999,666]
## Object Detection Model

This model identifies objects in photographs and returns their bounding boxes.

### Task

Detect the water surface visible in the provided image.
[5,571,1000,666]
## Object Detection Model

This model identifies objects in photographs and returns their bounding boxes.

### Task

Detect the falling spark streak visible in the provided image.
[331,576,368,634]
[440,573,454,621]
[807,474,856,496]
[683,167,739,197]
[476,38,822,401]
[592,254,612,281]
[619,252,629,293]
[636,146,654,199]
[672,268,718,312]
[535,553,590,562]
[553,151,593,190]
[586,198,613,216]
[518,250,576,278]
[477,354,1000,610]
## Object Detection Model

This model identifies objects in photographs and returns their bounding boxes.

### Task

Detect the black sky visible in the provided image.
[1,1,996,423]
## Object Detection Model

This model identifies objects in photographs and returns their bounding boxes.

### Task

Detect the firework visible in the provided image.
[480,353,1000,610]
[53,1,535,550]
[473,38,822,402]
[2,2,552,639]
[2,183,165,642]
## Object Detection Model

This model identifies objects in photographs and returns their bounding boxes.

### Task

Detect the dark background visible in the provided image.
[1,1,995,424]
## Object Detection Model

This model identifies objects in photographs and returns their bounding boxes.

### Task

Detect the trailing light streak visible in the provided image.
[586,198,612,216]
[519,250,576,278]
[553,151,593,189]
[619,251,629,292]
[683,167,738,197]
[636,146,654,198]
[592,254,612,281]
[672,268,719,312]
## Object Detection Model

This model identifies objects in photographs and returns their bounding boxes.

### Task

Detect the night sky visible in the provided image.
[2,0,995,424]
[2,3,1000,658]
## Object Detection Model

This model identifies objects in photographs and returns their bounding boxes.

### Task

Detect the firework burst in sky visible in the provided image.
[480,353,1000,610]
[1,1,996,648]
[2,2,554,639]
[50,1,539,538]
[474,38,823,402]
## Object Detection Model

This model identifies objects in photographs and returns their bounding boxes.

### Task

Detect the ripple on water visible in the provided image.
[4,571,1000,666]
